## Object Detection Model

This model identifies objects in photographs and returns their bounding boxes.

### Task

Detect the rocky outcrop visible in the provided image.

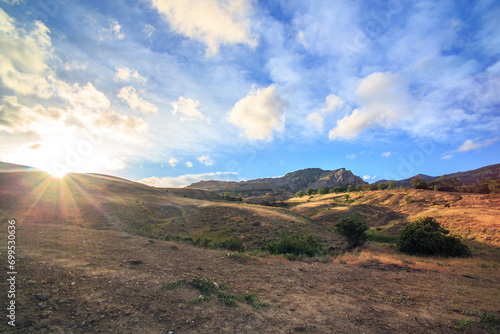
[252,168,366,193]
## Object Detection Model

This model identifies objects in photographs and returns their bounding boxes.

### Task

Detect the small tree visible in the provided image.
[318,187,328,195]
[223,191,233,201]
[347,185,356,192]
[334,215,369,250]
[295,190,305,197]
[411,176,428,190]
[397,217,471,257]
[305,188,315,196]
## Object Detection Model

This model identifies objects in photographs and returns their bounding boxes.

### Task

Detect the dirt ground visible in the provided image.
[1,217,498,333]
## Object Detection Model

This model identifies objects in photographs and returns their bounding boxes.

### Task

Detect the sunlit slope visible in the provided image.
[0,164,340,249]
[289,189,500,247]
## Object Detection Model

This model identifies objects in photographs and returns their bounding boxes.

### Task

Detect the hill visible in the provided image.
[252,167,366,193]
[375,163,500,187]
[186,179,291,197]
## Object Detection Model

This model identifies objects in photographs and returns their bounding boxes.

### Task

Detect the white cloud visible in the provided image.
[346,153,356,159]
[150,0,258,55]
[455,137,499,152]
[101,158,126,170]
[381,151,391,157]
[137,171,239,188]
[185,161,193,168]
[170,96,211,123]
[307,112,323,131]
[169,158,179,166]
[228,85,287,141]
[322,94,343,112]
[0,9,54,97]
[114,67,146,82]
[363,175,376,180]
[63,61,87,72]
[197,155,215,166]
[329,72,412,140]
[441,154,453,160]
[118,86,158,114]
[0,96,62,135]
[100,19,124,41]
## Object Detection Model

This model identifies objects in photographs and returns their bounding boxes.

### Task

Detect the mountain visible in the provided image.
[252,167,367,193]
[375,163,500,187]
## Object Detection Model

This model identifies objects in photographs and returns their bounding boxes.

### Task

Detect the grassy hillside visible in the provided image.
[0,168,338,250]
[0,164,499,333]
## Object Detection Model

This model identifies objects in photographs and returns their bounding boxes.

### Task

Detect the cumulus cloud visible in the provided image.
[171,96,211,123]
[150,0,258,55]
[329,72,412,140]
[455,137,499,152]
[114,67,146,82]
[0,96,62,135]
[363,175,376,180]
[0,9,54,97]
[118,86,158,114]
[197,155,215,166]
[228,85,287,141]
[307,94,345,131]
[346,153,356,159]
[137,171,239,188]
[322,94,344,112]
[381,151,391,157]
[185,161,193,168]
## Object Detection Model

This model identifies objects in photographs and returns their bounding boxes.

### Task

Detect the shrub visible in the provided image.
[404,195,413,204]
[263,232,323,257]
[305,188,315,196]
[214,238,245,252]
[334,215,369,250]
[318,187,328,195]
[411,176,428,189]
[295,190,305,197]
[397,217,471,257]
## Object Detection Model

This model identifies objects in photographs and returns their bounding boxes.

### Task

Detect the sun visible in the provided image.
[47,168,68,178]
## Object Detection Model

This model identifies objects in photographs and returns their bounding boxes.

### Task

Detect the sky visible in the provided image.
[0,0,499,187]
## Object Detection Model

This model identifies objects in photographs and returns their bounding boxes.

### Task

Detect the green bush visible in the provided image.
[334,215,369,250]
[214,238,245,252]
[397,217,471,257]
[263,232,323,257]
[295,190,305,197]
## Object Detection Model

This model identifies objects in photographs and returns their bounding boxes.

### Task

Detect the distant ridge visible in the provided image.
[375,163,500,187]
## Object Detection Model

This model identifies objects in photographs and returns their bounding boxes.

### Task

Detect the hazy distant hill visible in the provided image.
[252,168,367,193]
[375,163,500,187]
[186,180,290,197]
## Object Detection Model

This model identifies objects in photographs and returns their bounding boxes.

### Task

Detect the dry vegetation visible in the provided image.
[0,170,499,333]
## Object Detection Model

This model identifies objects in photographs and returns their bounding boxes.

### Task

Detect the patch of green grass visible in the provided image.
[366,230,398,244]
[159,278,186,291]
[164,275,271,309]
[261,232,324,257]
[455,311,500,333]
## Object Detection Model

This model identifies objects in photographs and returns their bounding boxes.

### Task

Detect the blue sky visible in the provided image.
[0,0,499,186]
